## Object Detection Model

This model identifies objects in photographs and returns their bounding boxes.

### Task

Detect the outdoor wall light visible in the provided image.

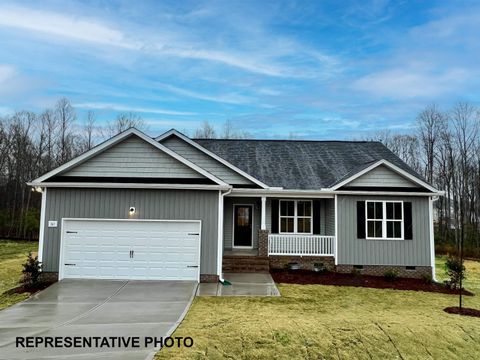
[129,206,136,215]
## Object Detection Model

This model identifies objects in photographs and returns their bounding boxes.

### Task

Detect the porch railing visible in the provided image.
[268,234,335,256]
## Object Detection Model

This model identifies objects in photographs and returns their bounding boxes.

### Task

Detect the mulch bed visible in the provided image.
[4,281,55,296]
[270,270,475,296]
[444,306,480,317]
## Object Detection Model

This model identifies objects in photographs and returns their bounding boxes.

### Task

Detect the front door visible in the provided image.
[233,205,253,248]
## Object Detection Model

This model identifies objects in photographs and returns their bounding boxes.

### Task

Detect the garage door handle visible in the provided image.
[187,265,198,268]
[64,263,76,266]
[66,231,78,234]
[188,233,199,236]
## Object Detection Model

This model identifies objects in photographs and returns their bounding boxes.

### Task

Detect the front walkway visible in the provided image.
[197,273,280,297]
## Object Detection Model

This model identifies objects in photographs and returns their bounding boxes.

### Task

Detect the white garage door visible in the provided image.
[60,219,201,281]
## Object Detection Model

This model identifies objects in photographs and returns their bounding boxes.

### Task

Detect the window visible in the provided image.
[366,201,403,240]
[279,200,312,233]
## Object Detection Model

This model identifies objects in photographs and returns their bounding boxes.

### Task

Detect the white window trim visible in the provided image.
[279,200,313,234]
[365,200,404,240]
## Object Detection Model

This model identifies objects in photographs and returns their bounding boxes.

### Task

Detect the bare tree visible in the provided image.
[103,112,145,138]
[417,105,446,183]
[82,111,96,151]
[194,120,216,139]
[55,98,76,163]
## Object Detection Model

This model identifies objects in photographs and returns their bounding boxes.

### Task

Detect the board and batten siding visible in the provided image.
[42,188,219,274]
[337,195,431,266]
[347,165,417,188]
[162,136,254,185]
[63,135,204,179]
[223,197,260,249]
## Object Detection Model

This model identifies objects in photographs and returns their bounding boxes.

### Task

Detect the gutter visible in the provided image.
[217,187,232,284]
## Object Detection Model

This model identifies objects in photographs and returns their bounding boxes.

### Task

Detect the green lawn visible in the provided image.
[157,257,480,360]
[0,240,38,310]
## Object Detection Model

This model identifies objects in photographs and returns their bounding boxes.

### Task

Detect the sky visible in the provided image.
[0,0,479,139]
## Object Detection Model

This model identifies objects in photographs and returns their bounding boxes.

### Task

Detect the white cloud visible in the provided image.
[0,6,139,49]
[74,102,196,116]
[158,83,252,105]
[352,68,470,99]
[0,64,16,83]
[0,5,338,78]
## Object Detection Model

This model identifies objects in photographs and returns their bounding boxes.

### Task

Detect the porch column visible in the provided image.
[261,196,267,230]
[259,196,269,257]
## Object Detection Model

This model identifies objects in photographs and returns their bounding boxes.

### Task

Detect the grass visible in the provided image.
[0,239,38,310]
[157,257,480,360]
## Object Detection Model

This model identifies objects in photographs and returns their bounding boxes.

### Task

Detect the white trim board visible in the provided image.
[156,129,269,189]
[330,159,438,193]
[31,128,228,187]
[27,182,230,191]
[37,188,47,263]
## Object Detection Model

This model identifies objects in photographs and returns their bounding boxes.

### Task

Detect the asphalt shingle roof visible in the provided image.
[194,139,426,190]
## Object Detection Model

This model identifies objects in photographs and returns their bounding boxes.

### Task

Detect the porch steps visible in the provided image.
[222,255,270,273]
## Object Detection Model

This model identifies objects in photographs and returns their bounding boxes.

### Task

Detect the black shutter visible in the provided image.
[357,201,366,239]
[271,199,279,233]
[404,202,413,240]
[313,200,321,234]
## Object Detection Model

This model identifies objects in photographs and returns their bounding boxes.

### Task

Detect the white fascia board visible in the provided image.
[27,182,231,191]
[228,188,443,197]
[31,128,228,187]
[330,159,439,193]
[229,188,335,198]
[156,129,270,189]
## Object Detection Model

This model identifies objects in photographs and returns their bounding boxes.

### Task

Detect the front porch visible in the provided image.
[222,196,336,272]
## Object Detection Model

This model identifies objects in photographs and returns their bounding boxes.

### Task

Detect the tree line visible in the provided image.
[371,103,480,257]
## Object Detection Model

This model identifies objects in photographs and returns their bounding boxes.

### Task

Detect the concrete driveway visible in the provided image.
[0,280,197,360]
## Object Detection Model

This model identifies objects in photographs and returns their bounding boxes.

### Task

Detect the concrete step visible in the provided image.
[222,256,270,273]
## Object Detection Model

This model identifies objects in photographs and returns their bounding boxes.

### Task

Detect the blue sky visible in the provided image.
[0,0,479,139]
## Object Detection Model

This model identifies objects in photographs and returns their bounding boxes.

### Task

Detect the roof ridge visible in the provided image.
[193,138,381,144]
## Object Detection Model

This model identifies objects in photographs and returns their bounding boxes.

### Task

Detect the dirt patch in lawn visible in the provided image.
[270,270,475,296]
[444,306,480,317]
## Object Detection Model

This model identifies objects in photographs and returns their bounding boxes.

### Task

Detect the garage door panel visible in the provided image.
[61,220,201,281]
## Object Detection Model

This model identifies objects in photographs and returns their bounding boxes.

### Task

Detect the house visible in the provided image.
[29,128,443,283]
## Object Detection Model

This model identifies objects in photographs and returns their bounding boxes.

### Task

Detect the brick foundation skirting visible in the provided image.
[200,274,219,283]
[335,264,432,279]
[39,272,59,282]
[269,256,336,271]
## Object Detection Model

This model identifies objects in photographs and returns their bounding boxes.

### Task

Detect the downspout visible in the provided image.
[430,195,440,282]
[217,187,232,284]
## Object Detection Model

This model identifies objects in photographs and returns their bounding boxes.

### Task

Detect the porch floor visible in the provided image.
[197,273,280,297]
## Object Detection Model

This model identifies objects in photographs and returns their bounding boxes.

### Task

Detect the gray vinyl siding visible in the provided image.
[324,199,335,236]
[337,195,431,266]
[42,188,219,274]
[223,197,260,249]
[64,135,204,179]
[162,136,254,185]
[348,165,417,188]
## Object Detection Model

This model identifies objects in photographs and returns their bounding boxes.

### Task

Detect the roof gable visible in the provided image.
[32,128,227,186]
[61,135,205,179]
[344,164,418,188]
[156,130,268,188]
[331,160,436,192]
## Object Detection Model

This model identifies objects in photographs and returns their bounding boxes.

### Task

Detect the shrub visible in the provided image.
[22,252,42,287]
[421,274,433,284]
[444,256,466,289]
[384,270,399,282]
